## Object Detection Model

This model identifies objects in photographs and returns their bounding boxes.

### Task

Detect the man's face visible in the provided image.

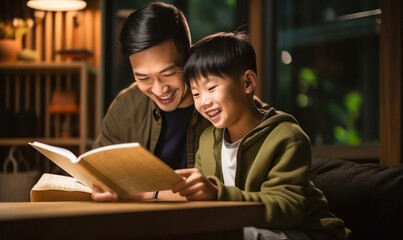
[129,40,193,112]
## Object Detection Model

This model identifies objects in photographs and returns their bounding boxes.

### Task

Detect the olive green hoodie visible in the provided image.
[195,108,351,240]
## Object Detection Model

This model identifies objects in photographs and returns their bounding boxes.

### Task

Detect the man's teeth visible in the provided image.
[207,109,221,117]
[159,91,175,100]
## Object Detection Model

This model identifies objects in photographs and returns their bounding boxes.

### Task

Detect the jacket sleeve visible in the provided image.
[208,135,313,229]
[92,97,122,149]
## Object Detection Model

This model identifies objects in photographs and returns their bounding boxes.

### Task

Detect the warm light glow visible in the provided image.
[27,0,87,11]
[281,50,292,64]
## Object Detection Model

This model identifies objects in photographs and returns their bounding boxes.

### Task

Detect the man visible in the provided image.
[94,2,210,167]
[92,2,211,201]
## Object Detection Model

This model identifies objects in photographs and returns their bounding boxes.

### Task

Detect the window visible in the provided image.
[186,0,244,42]
[264,0,380,160]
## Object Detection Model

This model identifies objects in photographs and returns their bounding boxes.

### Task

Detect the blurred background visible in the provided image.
[0,0,401,193]
[107,0,382,157]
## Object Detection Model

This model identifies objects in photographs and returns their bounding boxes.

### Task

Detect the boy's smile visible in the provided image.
[190,74,246,130]
[129,40,193,112]
[206,109,222,119]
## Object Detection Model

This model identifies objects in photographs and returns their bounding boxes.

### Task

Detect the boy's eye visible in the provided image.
[208,86,217,91]
[191,89,200,97]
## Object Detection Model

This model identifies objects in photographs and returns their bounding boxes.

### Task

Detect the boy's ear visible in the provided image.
[242,70,257,94]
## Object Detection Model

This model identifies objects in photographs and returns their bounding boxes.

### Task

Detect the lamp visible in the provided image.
[27,0,87,12]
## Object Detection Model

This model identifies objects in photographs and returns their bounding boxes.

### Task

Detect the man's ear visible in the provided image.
[242,70,257,94]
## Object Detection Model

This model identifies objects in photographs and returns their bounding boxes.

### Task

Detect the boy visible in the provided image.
[171,32,351,239]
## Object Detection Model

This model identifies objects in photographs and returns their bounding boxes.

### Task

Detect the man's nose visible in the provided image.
[152,77,169,96]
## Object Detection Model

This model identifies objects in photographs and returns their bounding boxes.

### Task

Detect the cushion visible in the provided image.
[310,158,403,240]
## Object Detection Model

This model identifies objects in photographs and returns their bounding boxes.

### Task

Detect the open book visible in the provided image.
[29,141,183,199]
[31,173,93,202]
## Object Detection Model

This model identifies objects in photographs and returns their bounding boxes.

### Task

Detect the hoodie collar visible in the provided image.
[212,107,300,147]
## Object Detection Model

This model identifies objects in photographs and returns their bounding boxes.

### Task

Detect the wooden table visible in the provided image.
[0,201,265,240]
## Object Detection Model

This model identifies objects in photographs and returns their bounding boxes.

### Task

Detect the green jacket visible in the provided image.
[93,83,211,167]
[195,108,351,240]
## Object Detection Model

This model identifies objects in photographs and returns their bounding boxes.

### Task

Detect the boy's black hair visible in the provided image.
[119,2,191,58]
[184,32,257,84]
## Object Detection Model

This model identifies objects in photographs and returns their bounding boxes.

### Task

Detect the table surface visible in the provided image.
[0,201,265,240]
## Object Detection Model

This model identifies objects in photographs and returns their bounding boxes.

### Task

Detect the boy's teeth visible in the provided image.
[207,109,221,117]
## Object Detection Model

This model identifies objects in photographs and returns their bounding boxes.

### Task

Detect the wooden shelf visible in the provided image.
[0,61,100,155]
[0,61,98,75]
[0,138,93,146]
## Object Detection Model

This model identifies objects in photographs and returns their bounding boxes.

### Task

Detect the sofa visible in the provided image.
[309,158,403,240]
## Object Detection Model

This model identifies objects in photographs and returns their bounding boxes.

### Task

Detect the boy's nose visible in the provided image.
[200,94,213,109]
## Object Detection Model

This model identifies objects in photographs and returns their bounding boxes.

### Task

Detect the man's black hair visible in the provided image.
[119,2,191,58]
[184,32,257,84]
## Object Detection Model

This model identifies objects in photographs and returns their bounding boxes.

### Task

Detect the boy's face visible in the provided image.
[190,74,247,129]
[129,40,193,112]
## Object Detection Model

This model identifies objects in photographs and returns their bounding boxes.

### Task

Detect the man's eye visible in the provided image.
[163,72,177,77]
[136,76,149,81]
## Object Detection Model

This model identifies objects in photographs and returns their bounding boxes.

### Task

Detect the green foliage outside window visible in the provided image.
[187,0,237,42]
[297,67,363,145]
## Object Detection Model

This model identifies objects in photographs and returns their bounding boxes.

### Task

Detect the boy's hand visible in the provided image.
[91,185,119,202]
[172,168,218,201]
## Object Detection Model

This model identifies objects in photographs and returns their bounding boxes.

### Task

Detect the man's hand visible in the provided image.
[91,185,119,202]
[172,168,218,201]
[92,185,156,201]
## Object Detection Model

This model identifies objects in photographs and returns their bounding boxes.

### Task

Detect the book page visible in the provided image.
[79,144,183,198]
[29,142,108,191]
[78,142,140,160]
[32,173,92,193]
[29,141,78,162]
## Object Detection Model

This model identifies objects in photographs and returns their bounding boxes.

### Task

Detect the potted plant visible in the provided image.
[0,18,33,62]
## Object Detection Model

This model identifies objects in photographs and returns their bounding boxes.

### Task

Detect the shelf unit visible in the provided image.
[0,62,100,166]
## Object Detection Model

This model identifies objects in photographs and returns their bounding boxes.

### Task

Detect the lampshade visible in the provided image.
[27,0,87,11]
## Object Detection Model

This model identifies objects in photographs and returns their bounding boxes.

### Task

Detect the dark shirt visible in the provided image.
[154,105,194,169]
